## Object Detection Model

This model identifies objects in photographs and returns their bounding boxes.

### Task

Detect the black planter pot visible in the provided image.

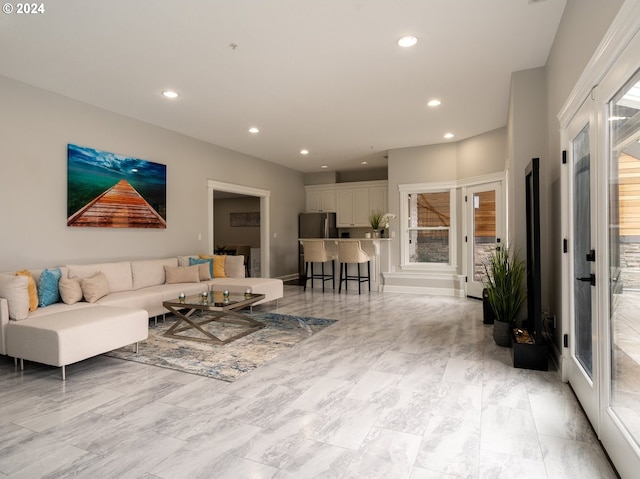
[493,320,512,347]
[511,330,548,371]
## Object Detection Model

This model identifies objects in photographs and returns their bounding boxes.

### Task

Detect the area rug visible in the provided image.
[104,312,337,382]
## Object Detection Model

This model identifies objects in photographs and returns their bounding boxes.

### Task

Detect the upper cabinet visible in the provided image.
[307,180,388,227]
[306,188,336,212]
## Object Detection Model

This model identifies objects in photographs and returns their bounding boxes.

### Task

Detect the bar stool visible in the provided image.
[302,241,335,292]
[338,240,370,294]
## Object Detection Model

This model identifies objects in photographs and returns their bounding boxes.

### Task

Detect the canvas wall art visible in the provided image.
[230,212,260,227]
[67,144,167,228]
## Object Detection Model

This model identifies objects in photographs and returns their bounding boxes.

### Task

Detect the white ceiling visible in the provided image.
[0,0,566,173]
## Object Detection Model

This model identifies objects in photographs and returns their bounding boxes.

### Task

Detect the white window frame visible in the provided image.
[399,181,457,272]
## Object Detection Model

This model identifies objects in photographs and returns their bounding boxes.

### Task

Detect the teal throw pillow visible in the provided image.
[189,257,213,277]
[37,267,62,307]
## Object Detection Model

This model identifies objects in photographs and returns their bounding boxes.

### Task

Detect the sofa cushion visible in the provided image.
[145,283,208,303]
[131,258,178,290]
[59,277,83,305]
[189,257,213,280]
[67,262,133,293]
[6,306,148,368]
[224,255,245,278]
[16,270,38,312]
[28,301,94,318]
[37,267,62,307]
[208,277,283,305]
[97,289,165,318]
[0,273,30,320]
[164,265,200,284]
[81,272,110,303]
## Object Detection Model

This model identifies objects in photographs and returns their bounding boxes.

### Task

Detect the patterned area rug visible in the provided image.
[104,312,337,382]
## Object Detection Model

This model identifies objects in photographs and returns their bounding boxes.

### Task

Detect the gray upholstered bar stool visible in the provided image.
[302,240,336,292]
[338,240,371,294]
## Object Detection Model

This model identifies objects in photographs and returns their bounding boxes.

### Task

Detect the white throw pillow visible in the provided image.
[59,277,83,305]
[164,265,200,284]
[225,255,245,278]
[81,272,110,303]
[0,273,30,320]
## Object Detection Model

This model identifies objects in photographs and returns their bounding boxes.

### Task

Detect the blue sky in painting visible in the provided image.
[68,143,166,185]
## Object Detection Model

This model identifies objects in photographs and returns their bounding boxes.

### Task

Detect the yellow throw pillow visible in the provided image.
[200,254,227,278]
[15,270,38,311]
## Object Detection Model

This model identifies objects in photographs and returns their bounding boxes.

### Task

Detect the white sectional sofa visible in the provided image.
[0,254,284,379]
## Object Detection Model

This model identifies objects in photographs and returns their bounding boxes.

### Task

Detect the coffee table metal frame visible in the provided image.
[162,292,265,345]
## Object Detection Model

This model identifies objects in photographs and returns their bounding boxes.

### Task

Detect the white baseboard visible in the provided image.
[382,284,466,297]
[277,273,299,282]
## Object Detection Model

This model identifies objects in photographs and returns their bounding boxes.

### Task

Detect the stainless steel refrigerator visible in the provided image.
[298,213,337,282]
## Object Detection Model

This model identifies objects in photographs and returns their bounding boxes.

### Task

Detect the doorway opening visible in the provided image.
[207,180,271,278]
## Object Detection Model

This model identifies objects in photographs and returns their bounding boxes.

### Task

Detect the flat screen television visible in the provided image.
[525,157,543,344]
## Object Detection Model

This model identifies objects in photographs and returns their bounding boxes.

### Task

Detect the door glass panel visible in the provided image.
[609,69,640,447]
[473,191,496,282]
[574,122,593,377]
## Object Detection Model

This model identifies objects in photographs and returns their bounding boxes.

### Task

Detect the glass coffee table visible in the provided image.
[162,291,265,345]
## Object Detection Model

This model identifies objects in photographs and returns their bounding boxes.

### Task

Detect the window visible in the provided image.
[400,184,456,268]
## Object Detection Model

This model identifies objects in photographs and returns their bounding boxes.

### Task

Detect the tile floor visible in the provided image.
[0,285,619,478]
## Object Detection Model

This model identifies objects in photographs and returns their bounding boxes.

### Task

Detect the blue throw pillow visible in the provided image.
[189,257,213,277]
[37,267,62,307]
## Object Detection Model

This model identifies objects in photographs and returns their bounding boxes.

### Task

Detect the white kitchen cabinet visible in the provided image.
[306,188,336,212]
[307,180,388,226]
[337,187,373,227]
[352,188,371,225]
[336,189,354,226]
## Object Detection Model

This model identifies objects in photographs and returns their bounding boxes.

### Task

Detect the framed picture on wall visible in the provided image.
[66,144,167,228]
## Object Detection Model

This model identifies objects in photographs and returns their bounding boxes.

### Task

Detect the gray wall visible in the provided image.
[506,67,547,272]
[508,0,624,352]
[387,127,507,273]
[0,76,304,278]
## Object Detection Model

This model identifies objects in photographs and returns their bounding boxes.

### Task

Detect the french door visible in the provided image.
[598,44,640,477]
[562,23,640,478]
[465,181,503,299]
[565,99,599,426]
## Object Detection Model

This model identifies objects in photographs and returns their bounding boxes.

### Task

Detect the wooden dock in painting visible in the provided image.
[67,179,166,228]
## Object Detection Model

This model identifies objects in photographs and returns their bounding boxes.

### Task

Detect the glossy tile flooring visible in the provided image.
[0,286,619,478]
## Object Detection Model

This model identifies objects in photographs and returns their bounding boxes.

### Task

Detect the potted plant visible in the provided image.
[483,246,526,347]
[369,210,383,236]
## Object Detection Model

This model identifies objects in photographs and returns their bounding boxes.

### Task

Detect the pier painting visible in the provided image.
[67,144,166,228]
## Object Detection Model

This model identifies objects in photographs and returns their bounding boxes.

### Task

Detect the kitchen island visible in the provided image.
[298,238,391,292]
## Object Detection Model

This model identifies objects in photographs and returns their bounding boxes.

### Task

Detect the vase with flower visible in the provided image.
[369,211,396,238]
[369,210,382,237]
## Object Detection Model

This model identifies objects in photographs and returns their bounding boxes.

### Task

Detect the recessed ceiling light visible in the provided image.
[361,161,368,165]
[444,132,454,139]
[427,99,442,107]
[321,165,328,169]
[162,90,179,99]
[300,149,309,155]
[397,36,418,48]
[248,127,260,134]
